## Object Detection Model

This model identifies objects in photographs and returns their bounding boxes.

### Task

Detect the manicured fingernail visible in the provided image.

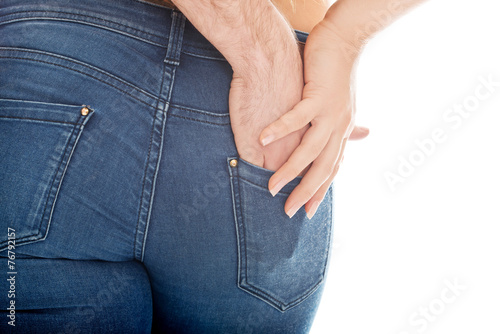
[261,134,274,146]
[359,126,369,133]
[307,201,320,219]
[269,178,287,197]
[286,202,301,218]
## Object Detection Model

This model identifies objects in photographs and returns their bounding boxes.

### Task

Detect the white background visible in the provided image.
[311,0,500,333]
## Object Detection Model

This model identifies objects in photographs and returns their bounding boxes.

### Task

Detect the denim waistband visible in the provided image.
[0,0,309,61]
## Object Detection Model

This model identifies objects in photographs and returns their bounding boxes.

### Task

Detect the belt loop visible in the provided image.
[165,10,186,66]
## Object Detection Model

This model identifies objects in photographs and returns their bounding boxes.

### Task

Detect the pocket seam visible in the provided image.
[0,101,94,251]
[0,115,81,125]
[238,176,293,196]
[228,157,333,312]
[236,157,301,195]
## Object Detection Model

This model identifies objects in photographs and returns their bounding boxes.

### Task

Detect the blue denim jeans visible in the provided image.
[0,0,334,332]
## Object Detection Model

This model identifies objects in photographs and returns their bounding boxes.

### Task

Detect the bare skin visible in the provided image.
[260,0,426,218]
[163,0,424,217]
[145,0,331,33]
[272,0,332,33]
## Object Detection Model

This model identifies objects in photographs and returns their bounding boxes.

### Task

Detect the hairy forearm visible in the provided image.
[171,0,301,76]
[323,0,426,54]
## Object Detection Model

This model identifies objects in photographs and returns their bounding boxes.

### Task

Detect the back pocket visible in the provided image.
[228,157,333,312]
[0,99,94,251]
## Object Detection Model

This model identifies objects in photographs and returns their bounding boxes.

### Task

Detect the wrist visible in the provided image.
[220,3,301,78]
[317,2,366,62]
[173,0,301,77]
[321,0,424,54]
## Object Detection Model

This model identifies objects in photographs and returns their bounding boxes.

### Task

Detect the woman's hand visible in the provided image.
[259,19,369,219]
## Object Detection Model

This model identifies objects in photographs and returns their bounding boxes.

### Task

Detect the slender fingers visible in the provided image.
[268,119,332,196]
[305,168,336,219]
[283,134,347,218]
[261,94,356,217]
[260,99,317,146]
[305,154,344,219]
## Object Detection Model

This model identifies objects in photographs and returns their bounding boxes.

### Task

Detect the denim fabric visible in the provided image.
[228,158,332,312]
[0,0,334,332]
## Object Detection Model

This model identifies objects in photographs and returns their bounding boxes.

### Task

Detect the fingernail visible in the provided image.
[286,202,301,218]
[306,201,321,219]
[261,134,274,146]
[359,126,369,133]
[269,178,287,197]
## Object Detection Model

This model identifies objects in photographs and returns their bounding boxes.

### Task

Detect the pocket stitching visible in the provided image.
[36,116,82,241]
[0,115,80,125]
[229,157,333,312]
[0,104,94,250]
[238,176,293,196]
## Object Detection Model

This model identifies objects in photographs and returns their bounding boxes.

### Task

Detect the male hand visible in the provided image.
[228,47,308,172]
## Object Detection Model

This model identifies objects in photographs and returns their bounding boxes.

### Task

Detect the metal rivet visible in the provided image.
[80,107,90,116]
[229,159,238,167]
